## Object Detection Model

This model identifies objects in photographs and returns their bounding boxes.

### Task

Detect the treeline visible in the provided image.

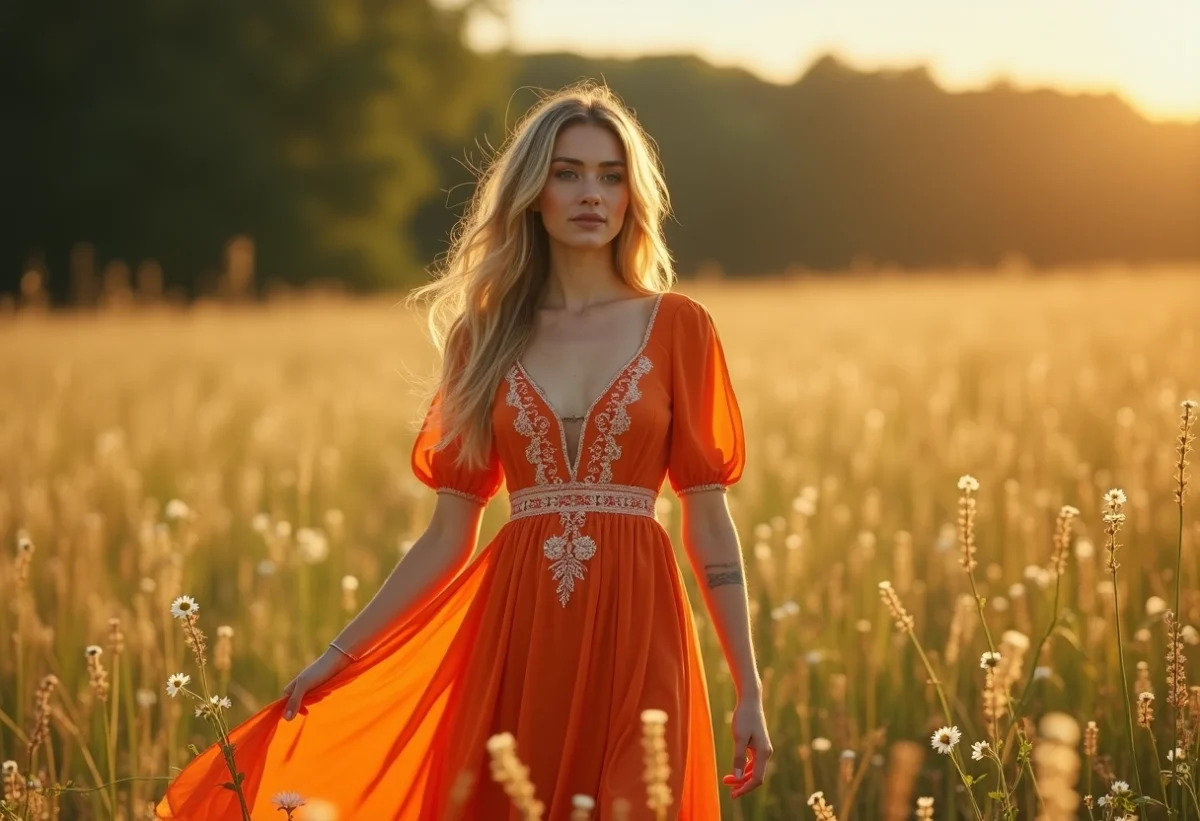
[2,1,1197,305]
[417,52,1200,278]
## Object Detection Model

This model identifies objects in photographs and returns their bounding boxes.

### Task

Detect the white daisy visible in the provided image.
[165,672,190,698]
[169,595,199,620]
[812,737,832,752]
[1109,780,1130,795]
[1097,796,1108,806]
[85,645,103,658]
[980,651,1001,669]
[1,760,17,775]
[807,791,825,807]
[957,475,979,492]
[931,726,961,755]
[210,695,232,709]
[271,791,306,811]
[1103,488,1127,505]
[971,741,990,761]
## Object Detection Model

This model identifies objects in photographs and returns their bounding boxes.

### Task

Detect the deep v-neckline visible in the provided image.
[515,292,665,481]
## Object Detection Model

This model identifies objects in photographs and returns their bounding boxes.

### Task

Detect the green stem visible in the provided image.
[1172,493,1185,818]
[1111,570,1146,798]
[950,750,987,821]
[1147,729,1171,809]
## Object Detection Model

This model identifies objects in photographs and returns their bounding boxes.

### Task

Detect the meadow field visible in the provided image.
[1,267,1198,820]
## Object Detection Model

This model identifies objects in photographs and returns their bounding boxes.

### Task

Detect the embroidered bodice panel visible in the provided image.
[411,292,745,605]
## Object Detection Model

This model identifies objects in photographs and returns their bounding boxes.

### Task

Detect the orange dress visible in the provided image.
[155,291,745,820]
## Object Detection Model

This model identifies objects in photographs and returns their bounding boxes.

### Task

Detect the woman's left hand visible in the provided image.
[721,698,773,798]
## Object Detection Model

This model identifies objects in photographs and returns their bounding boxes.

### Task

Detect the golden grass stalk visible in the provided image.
[486,732,544,820]
[1101,488,1145,800]
[878,580,984,820]
[883,740,923,821]
[1032,713,1081,821]
[640,709,673,821]
[1171,398,1197,816]
[807,790,839,820]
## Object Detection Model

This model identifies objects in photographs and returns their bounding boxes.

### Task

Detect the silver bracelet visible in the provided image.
[328,640,360,662]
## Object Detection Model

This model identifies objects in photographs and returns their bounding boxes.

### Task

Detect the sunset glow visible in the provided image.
[464,0,1200,121]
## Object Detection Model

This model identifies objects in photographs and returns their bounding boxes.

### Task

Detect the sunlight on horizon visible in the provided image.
[462,0,1200,122]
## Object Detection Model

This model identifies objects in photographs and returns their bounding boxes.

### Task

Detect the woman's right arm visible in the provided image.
[330,493,486,654]
[282,493,486,720]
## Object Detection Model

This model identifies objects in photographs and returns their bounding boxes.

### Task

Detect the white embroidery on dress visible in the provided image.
[582,355,652,485]
[505,369,560,487]
[507,294,662,606]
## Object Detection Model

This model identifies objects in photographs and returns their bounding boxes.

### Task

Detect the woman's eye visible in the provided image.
[555,169,577,180]
[603,173,623,183]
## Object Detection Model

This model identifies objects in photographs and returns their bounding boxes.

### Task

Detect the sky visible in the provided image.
[462,0,1200,122]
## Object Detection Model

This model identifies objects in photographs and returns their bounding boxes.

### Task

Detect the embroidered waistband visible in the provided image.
[508,483,658,521]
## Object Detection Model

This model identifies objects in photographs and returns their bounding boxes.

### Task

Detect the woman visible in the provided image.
[156,81,772,820]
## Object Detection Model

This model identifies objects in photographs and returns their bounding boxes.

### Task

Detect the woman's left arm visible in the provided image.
[679,487,774,797]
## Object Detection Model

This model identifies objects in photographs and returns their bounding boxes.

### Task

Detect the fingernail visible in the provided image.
[735,768,743,779]
[284,710,293,720]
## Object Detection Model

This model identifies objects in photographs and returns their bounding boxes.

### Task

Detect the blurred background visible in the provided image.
[2,2,1199,820]
[1,0,1197,307]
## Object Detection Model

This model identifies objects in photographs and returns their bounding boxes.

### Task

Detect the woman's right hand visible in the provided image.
[282,647,353,720]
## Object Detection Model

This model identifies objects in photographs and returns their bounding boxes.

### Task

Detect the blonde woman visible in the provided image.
[156,81,772,820]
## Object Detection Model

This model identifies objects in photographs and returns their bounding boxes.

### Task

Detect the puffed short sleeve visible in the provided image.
[410,389,504,505]
[667,299,746,495]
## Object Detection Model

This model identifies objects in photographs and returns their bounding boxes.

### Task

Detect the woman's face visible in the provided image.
[534,122,629,250]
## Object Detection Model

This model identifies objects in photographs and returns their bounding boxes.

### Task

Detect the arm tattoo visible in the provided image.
[705,561,744,589]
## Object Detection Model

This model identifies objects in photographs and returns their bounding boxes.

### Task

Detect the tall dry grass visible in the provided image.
[0,266,1197,820]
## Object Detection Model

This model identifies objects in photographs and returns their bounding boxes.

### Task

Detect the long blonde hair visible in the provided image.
[407,80,676,470]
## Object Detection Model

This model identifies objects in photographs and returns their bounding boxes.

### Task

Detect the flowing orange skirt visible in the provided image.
[155,512,721,820]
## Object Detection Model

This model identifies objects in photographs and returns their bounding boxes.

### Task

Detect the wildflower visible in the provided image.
[811,737,832,752]
[931,726,961,755]
[980,651,1001,669]
[1177,399,1196,503]
[170,595,199,620]
[971,741,990,761]
[166,672,190,698]
[916,796,935,820]
[878,581,915,634]
[957,476,979,572]
[1,761,16,775]
[571,794,596,820]
[271,791,306,813]
[165,499,191,521]
[1110,780,1130,795]
[210,695,232,709]
[808,790,838,820]
[1137,691,1155,726]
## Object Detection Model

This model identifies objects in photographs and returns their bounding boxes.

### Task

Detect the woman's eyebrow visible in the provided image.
[550,156,627,167]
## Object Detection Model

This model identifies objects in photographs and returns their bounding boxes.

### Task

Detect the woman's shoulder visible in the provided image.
[658,290,715,323]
